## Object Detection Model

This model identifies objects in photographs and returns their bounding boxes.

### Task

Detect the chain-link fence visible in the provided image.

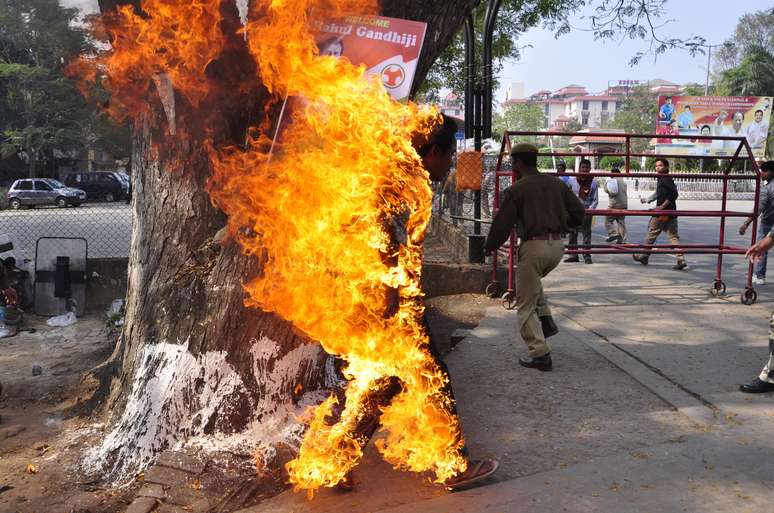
[0,198,132,261]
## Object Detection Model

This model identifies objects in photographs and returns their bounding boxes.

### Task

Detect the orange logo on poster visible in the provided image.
[381,64,405,89]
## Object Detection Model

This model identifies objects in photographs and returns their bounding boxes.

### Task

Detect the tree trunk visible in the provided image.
[84,0,479,483]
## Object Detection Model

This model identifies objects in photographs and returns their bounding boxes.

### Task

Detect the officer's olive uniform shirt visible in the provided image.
[485,174,585,253]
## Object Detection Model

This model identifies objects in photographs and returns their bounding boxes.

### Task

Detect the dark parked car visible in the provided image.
[64,171,127,202]
[7,179,86,209]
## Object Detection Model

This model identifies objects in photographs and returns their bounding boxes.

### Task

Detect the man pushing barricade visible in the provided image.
[484,143,585,371]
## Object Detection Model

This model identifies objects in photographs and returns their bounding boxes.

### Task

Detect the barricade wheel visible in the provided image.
[710,280,726,297]
[485,282,501,298]
[502,291,517,310]
[741,288,757,305]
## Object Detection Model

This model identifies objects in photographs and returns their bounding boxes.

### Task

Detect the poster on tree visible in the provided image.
[313,15,427,101]
[655,95,772,158]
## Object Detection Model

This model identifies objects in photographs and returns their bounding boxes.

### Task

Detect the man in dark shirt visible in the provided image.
[633,158,687,270]
[485,143,585,371]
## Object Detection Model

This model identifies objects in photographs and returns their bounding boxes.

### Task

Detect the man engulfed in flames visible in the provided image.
[78,0,497,493]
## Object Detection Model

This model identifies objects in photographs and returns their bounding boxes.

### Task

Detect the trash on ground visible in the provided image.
[46,311,77,327]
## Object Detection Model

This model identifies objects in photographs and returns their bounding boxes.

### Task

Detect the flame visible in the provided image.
[82,0,467,492]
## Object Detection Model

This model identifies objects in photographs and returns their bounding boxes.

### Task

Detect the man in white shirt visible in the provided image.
[556,160,579,195]
[723,111,746,152]
[604,167,628,243]
[746,109,769,149]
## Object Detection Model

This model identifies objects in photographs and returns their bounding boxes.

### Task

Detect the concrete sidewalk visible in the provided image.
[239,252,774,512]
[379,259,774,512]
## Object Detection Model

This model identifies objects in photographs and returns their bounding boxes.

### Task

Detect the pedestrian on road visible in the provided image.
[604,166,628,244]
[556,160,579,195]
[484,143,585,372]
[740,231,774,393]
[739,161,774,285]
[565,159,597,264]
[633,158,687,270]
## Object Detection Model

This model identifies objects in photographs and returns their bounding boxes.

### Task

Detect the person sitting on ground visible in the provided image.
[565,159,597,264]
[633,158,687,270]
[739,161,774,285]
[604,167,628,244]
[484,143,585,372]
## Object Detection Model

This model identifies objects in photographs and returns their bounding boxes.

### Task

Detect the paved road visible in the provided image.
[591,195,759,303]
[0,202,131,260]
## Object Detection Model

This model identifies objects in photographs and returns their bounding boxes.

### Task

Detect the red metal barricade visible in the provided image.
[488,131,762,308]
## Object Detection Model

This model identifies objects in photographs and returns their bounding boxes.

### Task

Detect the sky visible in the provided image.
[496,0,771,102]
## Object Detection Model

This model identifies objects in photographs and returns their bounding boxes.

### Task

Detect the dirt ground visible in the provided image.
[0,293,493,513]
[0,314,136,513]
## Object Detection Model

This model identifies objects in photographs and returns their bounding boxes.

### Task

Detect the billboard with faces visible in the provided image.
[655,95,772,159]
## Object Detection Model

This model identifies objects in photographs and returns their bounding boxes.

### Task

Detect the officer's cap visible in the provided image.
[510,142,538,156]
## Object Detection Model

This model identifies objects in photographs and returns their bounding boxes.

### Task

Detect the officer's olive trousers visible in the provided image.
[517,239,565,357]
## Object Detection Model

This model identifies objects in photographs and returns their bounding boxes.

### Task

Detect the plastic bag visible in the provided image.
[47,311,77,327]
[108,299,124,316]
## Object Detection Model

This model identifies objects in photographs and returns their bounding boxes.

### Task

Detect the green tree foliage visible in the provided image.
[716,46,774,97]
[598,155,640,170]
[610,84,658,152]
[416,0,580,101]
[0,0,130,177]
[713,8,774,73]
[492,103,546,142]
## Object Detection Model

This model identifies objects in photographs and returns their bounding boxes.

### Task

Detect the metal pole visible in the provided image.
[482,0,501,139]
[473,86,482,235]
[705,45,712,95]
[464,15,475,139]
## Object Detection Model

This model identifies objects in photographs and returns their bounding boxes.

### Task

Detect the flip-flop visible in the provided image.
[445,458,499,491]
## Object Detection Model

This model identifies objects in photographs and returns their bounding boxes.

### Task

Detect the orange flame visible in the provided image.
[83,0,466,492]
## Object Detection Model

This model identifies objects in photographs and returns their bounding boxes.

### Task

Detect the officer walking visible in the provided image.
[485,143,585,371]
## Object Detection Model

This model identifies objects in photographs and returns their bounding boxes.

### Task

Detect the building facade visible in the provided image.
[503,84,618,130]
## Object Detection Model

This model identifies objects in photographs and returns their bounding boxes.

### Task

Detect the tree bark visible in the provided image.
[85,0,478,482]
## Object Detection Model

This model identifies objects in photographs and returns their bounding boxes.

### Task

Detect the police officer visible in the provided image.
[485,143,585,371]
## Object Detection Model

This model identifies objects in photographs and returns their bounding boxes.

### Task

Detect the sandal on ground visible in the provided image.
[444,458,499,491]
[333,472,355,493]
